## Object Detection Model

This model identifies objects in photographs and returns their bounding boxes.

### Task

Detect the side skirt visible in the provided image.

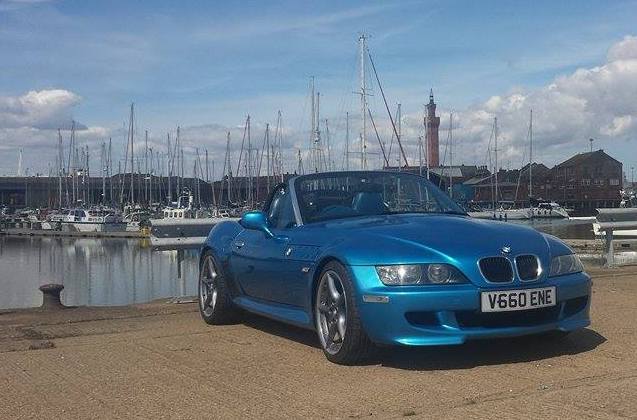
[233,296,314,330]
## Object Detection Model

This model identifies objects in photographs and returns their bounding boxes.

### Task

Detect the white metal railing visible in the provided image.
[596,208,637,267]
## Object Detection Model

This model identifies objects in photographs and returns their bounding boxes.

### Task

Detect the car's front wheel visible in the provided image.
[315,261,375,364]
[199,251,240,325]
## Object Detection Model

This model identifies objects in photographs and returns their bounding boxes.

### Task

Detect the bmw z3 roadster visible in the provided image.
[198,171,591,364]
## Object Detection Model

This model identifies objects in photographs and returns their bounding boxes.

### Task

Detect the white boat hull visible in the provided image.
[61,221,127,233]
[468,210,530,220]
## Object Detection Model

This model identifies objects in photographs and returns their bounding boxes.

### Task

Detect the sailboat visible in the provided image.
[524,110,569,219]
[469,117,530,220]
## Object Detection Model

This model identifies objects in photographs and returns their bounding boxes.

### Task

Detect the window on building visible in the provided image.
[610,179,620,186]
[581,179,591,186]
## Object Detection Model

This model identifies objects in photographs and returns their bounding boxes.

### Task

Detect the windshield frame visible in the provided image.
[291,171,466,225]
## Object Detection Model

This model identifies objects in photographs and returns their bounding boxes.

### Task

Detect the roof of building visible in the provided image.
[553,149,621,169]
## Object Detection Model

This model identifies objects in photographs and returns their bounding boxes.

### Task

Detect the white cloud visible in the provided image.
[0,89,108,175]
[399,35,637,168]
[607,35,637,62]
[0,89,81,129]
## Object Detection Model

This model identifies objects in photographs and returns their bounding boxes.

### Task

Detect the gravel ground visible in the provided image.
[0,265,635,419]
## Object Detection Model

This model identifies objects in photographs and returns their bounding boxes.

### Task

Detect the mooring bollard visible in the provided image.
[39,284,65,310]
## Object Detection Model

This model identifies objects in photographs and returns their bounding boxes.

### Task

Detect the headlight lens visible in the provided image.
[549,254,583,277]
[375,264,467,285]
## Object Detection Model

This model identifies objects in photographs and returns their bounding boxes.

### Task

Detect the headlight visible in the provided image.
[549,254,583,277]
[375,264,467,286]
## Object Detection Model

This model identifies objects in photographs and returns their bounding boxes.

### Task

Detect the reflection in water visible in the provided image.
[0,236,199,310]
[512,218,595,239]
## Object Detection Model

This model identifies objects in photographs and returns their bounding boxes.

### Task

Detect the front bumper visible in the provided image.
[350,266,591,346]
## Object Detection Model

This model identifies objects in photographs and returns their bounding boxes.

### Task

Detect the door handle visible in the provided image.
[234,240,245,249]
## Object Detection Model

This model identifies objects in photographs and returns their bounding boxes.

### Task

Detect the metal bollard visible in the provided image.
[39,284,65,310]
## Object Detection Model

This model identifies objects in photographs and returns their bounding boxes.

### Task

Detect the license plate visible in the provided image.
[481,287,556,313]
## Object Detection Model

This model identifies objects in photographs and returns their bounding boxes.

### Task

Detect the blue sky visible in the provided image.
[1,0,636,176]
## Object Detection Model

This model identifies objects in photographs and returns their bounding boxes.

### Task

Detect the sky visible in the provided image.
[0,0,636,181]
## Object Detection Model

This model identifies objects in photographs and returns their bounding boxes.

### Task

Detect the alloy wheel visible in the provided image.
[199,256,218,317]
[316,270,348,355]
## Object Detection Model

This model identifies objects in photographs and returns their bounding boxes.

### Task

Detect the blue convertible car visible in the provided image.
[198,171,591,364]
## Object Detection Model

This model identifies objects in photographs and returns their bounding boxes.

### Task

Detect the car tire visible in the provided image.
[198,251,240,325]
[314,261,376,365]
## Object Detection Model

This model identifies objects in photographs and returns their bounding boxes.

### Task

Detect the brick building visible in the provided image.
[540,149,622,214]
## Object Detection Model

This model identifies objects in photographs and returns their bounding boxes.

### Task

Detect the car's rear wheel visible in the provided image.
[315,261,375,365]
[199,251,240,325]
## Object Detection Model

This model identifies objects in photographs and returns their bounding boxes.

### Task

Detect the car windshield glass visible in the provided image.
[295,172,466,223]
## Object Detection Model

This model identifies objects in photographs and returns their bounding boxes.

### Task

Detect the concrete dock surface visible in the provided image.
[1,265,636,419]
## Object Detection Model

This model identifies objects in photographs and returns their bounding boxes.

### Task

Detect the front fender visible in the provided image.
[200,220,243,283]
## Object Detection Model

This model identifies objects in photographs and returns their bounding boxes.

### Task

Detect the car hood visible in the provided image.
[299,214,565,284]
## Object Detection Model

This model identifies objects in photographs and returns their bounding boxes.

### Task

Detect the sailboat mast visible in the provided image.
[145,129,149,204]
[359,34,368,170]
[266,123,271,192]
[449,113,453,197]
[205,149,209,183]
[167,132,172,203]
[101,142,106,204]
[345,112,349,171]
[108,138,112,206]
[309,77,316,172]
[529,109,533,198]
[317,92,323,172]
[397,103,402,171]
[57,129,63,208]
[128,103,135,205]
[494,117,499,208]
[247,115,252,208]
[418,136,423,177]
[224,131,231,204]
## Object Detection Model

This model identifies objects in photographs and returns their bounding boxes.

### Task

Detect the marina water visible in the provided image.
[0,236,199,310]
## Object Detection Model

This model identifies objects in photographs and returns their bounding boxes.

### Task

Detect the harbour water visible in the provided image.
[0,218,596,311]
[0,236,199,310]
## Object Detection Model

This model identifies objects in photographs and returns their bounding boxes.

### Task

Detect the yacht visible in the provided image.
[150,191,237,247]
[468,201,530,220]
[60,207,126,233]
[529,201,570,219]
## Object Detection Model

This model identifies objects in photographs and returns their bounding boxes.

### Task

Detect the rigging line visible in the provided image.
[386,106,399,165]
[367,109,389,167]
[438,113,452,188]
[236,116,248,177]
[367,51,409,167]
[513,119,532,204]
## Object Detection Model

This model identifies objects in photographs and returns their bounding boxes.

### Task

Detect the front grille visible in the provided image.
[456,306,561,328]
[479,257,513,283]
[516,255,540,281]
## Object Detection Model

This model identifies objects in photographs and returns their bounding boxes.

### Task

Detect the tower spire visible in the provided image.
[424,89,441,167]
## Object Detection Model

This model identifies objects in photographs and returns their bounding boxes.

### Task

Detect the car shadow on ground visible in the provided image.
[379,328,607,370]
[241,314,321,349]
[242,314,606,369]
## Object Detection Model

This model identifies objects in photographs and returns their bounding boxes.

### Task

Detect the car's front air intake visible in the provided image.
[479,257,513,283]
[515,255,540,281]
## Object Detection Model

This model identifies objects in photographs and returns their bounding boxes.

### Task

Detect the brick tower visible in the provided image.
[424,89,440,167]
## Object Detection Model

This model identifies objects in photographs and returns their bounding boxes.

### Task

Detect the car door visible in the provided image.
[231,184,307,306]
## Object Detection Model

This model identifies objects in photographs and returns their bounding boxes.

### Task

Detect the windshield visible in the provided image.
[295,171,466,223]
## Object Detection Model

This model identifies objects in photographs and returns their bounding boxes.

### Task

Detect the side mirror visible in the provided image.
[239,211,273,237]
